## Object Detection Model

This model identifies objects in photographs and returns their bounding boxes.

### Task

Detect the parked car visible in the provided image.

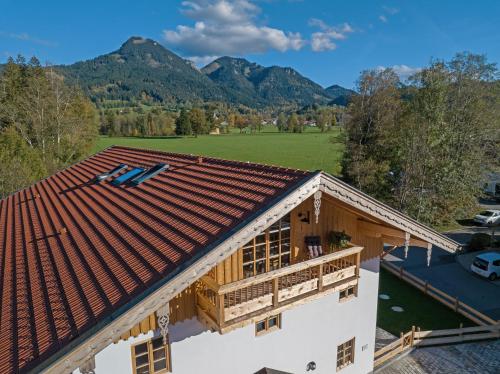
[470,252,500,280]
[473,210,500,226]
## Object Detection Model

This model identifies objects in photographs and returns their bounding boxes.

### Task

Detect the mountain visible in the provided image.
[55,36,352,108]
[325,84,357,106]
[202,56,332,107]
[57,36,225,104]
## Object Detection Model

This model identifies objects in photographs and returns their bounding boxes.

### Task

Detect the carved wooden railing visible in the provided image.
[196,245,363,331]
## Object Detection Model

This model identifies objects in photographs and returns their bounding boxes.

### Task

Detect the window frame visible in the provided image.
[131,335,172,374]
[242,215,291,278]
[339,285,357,302]
[255,313,282,336]
[336,337,355,371]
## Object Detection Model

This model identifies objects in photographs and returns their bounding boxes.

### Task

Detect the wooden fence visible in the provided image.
[381,260,497,326]
[374,323,500,368]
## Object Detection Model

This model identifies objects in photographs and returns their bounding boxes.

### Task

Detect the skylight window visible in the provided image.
[93,164,128,183]
[129,163,169,186]
[111,167,145,186]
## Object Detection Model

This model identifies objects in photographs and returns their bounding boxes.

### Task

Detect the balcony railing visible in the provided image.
[196,245,363,332]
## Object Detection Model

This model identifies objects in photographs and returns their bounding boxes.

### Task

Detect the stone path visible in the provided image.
[375,327,397,351]
[377,339,500,374]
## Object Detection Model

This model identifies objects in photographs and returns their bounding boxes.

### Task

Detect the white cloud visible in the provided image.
[382,6,399,15]
[308,19,354,52]
[0,31,57,47]
[187,55,220,67]
[163,1,305,59]
[379,6,399,23]
[376,64,422,80]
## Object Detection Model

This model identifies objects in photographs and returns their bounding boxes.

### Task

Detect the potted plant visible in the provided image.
[328,230,351,252]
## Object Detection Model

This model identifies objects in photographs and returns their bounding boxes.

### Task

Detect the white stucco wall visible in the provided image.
[76,257,379,374]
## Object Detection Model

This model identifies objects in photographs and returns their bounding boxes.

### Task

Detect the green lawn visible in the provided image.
[377,268,475,335]
[94,129,344,175]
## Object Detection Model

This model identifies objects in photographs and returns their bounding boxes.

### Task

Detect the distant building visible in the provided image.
[0,146,458,374]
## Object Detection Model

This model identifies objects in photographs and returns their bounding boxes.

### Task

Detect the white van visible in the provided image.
[470,252,500,280]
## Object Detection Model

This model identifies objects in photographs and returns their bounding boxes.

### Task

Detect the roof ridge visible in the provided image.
[108,145,312,175]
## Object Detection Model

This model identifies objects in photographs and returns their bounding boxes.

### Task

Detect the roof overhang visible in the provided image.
[319,173,460,253]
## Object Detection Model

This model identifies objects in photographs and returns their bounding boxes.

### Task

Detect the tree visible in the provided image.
[0,56,98,179]
[287,113,299,133]
[342,68,402,201]
[277,112,287,132]
[395,54,499,225]
[0,127,47,198]
[342,53,500,226]
[235,114,247,133]
[189,107,207,137]
[175,108,191,135]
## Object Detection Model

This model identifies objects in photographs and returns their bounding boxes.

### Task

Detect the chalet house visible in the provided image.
[0,146,459,374]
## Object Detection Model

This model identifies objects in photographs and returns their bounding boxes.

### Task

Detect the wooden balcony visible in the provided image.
[196,245,363,333]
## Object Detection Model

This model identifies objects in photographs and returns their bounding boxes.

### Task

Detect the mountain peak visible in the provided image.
[121,36,159,48]
[56,36,351,108]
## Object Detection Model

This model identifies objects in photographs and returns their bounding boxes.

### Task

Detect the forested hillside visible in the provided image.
[55,37,352,109]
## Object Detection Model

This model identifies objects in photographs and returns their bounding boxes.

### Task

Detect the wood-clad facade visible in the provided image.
[210,194,385,287]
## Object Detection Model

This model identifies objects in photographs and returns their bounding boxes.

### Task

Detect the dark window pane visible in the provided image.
[281,229,290,240]
[270,231,279,242]
[256,245,266,259]
[135,354,149,367]
[269,221,280,231]
[243,264,254,278]
[281,242,290,253]
[256,260,266,274]
[137,366,150,374]
[151,337,163,349]
[269,258,279,271]
[243,248,254,263]
[270,242,279,256]
[256,320,266,332]
[269,316,278,328]
[134,343,148,355]
[153,348,166,361]
[153,360,167,372]
[256,233,266,245]
[281,254,290,267]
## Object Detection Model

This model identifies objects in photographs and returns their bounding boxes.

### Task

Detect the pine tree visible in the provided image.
[175,108,191,135]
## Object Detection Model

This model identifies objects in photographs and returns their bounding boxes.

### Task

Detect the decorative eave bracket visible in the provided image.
[156,302,170,345]
[79,356,96,374]
[313,190,322,224]
[404,232,410,259]
[427,243,433,267]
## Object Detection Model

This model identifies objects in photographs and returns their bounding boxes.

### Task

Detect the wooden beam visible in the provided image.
[359,220,429,248]
[381,235,429,249]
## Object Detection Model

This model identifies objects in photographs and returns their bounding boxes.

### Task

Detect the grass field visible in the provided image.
[377,268,475,335]
[94,129,344,175]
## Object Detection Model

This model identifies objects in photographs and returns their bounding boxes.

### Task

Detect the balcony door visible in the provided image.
[242,214,291,278]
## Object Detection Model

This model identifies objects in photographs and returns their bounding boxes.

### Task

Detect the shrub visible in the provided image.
[468,233,492,252]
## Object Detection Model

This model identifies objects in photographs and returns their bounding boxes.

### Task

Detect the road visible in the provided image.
[384,198,500,320]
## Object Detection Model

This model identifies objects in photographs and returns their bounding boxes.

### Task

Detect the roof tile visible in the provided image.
[0,146,313,372]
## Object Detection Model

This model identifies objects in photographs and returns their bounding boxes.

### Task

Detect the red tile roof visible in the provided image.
[0,146,315,373]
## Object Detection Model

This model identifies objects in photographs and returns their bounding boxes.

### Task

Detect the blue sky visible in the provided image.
[1,0,499,88]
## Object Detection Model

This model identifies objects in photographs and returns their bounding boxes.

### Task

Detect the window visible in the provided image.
[339,285,356,301]
[255,314,281,336]
[336,338,355,371]
[242,214,291,278]
[131,335,171,374]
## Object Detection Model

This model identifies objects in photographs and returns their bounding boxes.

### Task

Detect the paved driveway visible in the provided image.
[384,243,500,320]
[377,339,500,374]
